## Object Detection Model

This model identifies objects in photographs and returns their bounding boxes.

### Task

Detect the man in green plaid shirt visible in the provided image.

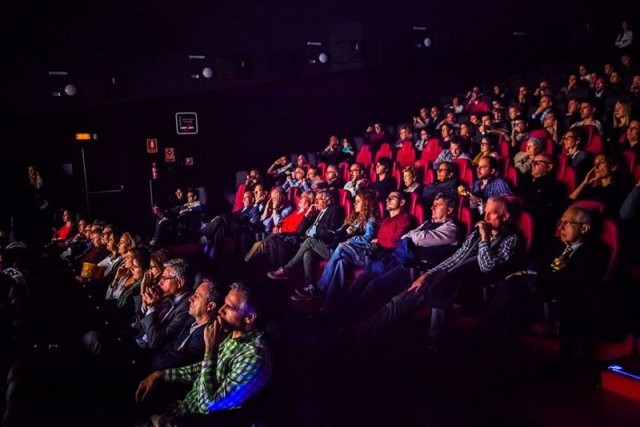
[136,282,272,426]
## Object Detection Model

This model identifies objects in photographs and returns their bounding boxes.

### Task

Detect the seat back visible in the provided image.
[622,149,637,174]
[518,210,535,255]
[600,219,619,283]
[375,143,393,161]
[506,165,519,189]
[560,165,577,194]
[233,183,247,211]
[458,205,474,237]
[396,144,417,168]
[356,146,373,166]
[453,158,472,179]
[571,199,606,214]
[420,139,443,162]
[413,203,426,224]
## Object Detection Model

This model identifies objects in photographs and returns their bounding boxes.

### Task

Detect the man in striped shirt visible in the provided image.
[136,282,272,426]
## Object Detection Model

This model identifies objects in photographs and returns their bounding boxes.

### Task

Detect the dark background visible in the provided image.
[0,0,633,234]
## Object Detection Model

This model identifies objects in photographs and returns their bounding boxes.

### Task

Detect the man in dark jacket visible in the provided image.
[150,277,223,370]
[267,189,344,287]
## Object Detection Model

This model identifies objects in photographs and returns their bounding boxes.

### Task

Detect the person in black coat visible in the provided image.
[484,206,608,360]
[150,278,224,371]
[268,190,344,286]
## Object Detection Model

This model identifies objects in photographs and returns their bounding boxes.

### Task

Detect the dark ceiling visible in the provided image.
[0,0,628,117]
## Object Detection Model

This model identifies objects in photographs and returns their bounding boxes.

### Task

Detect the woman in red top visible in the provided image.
[52,209,76,244]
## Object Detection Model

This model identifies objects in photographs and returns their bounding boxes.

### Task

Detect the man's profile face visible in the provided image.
[450,143,462,158]
[349,165,363,181]
[218,289,251,330]
[483,200,508,230]
[579,103,593,120]
[175,189,184,200]
[431,198,451,221]
[187,192,197,203]
[476,158,493,180]
[325,167,337,181]
[189,282,213,318]
[531,155,552,178]
[558,210,588,245]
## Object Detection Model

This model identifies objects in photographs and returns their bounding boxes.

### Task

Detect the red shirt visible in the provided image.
[280,209,307,233]
[376,211,413,250]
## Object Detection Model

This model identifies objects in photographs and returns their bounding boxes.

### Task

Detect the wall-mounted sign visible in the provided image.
[185,157,194,166]
[146,138,158,153]
[176,112,198,135]
[164,147,176,163]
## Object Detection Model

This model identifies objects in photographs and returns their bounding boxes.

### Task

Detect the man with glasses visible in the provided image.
[562,129,592,182]
[267,190,344,286]
[135,258,192,352]
[484,206,607,362]
[344,162,368,197]
[422,161,458,208]
[136,281,272,425]
[355,197,520,347]
[520,153,567,251]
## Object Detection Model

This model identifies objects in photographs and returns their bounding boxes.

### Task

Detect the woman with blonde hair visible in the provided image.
[610,100,631,144]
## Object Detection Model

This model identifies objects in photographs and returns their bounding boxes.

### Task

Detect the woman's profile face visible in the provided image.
[354,196,363,213]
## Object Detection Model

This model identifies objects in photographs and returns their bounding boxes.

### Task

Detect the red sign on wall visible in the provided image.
[164,147,176,163]
[146,138,158,153]
[185,157,194,166]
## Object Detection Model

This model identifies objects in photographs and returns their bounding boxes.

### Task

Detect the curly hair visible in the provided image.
[345,190,379,232]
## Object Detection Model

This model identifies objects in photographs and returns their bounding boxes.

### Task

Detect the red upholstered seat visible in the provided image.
[374,143,393,162]
[232,183,246,211]
[317,162,327,180]
[505,165,519,189]
[458,205,473,237]
[396,144,417,169]
[355,146,373,166]
[412,202,426,224]
[420,139,443,162]
[518,210,534,254]
[571,199,606,214]
[559,165,577,194]
[460,168,474,186]
[622,150,637,174]
[453,158,472,180]
[600,219,619,283]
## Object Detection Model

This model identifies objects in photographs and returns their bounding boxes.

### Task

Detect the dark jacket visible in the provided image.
[298,204,344,245]
[151,319,208,370]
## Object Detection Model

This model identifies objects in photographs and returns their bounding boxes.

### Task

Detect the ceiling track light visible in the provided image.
[188,55,206,60]
[48,71,68,76]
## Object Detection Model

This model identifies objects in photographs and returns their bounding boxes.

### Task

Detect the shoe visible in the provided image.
[291,284,320,301]
[267,267,289,280]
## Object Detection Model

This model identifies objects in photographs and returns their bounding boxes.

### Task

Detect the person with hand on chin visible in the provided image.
[355,197,521,348]
[135,281,272,426]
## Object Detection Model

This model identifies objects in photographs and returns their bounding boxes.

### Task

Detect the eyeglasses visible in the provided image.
[160,276,176,281]
[532,160,551,166]
[349,169,361,172]
[557,220,584,228]
[386,195,400,201]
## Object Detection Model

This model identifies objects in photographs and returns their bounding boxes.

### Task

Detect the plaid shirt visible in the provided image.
[470,176,512,200]
[427,229,518,274]
[164,330,272,415]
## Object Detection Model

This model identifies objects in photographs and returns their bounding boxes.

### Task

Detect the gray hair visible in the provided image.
[528,137,543,151]
[165,258,187,280]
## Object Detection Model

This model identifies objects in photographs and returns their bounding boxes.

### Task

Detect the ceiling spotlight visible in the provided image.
[423,37,432,48]
[64,84,77,96]
[202,67,214,78]
[318,53,329,64]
